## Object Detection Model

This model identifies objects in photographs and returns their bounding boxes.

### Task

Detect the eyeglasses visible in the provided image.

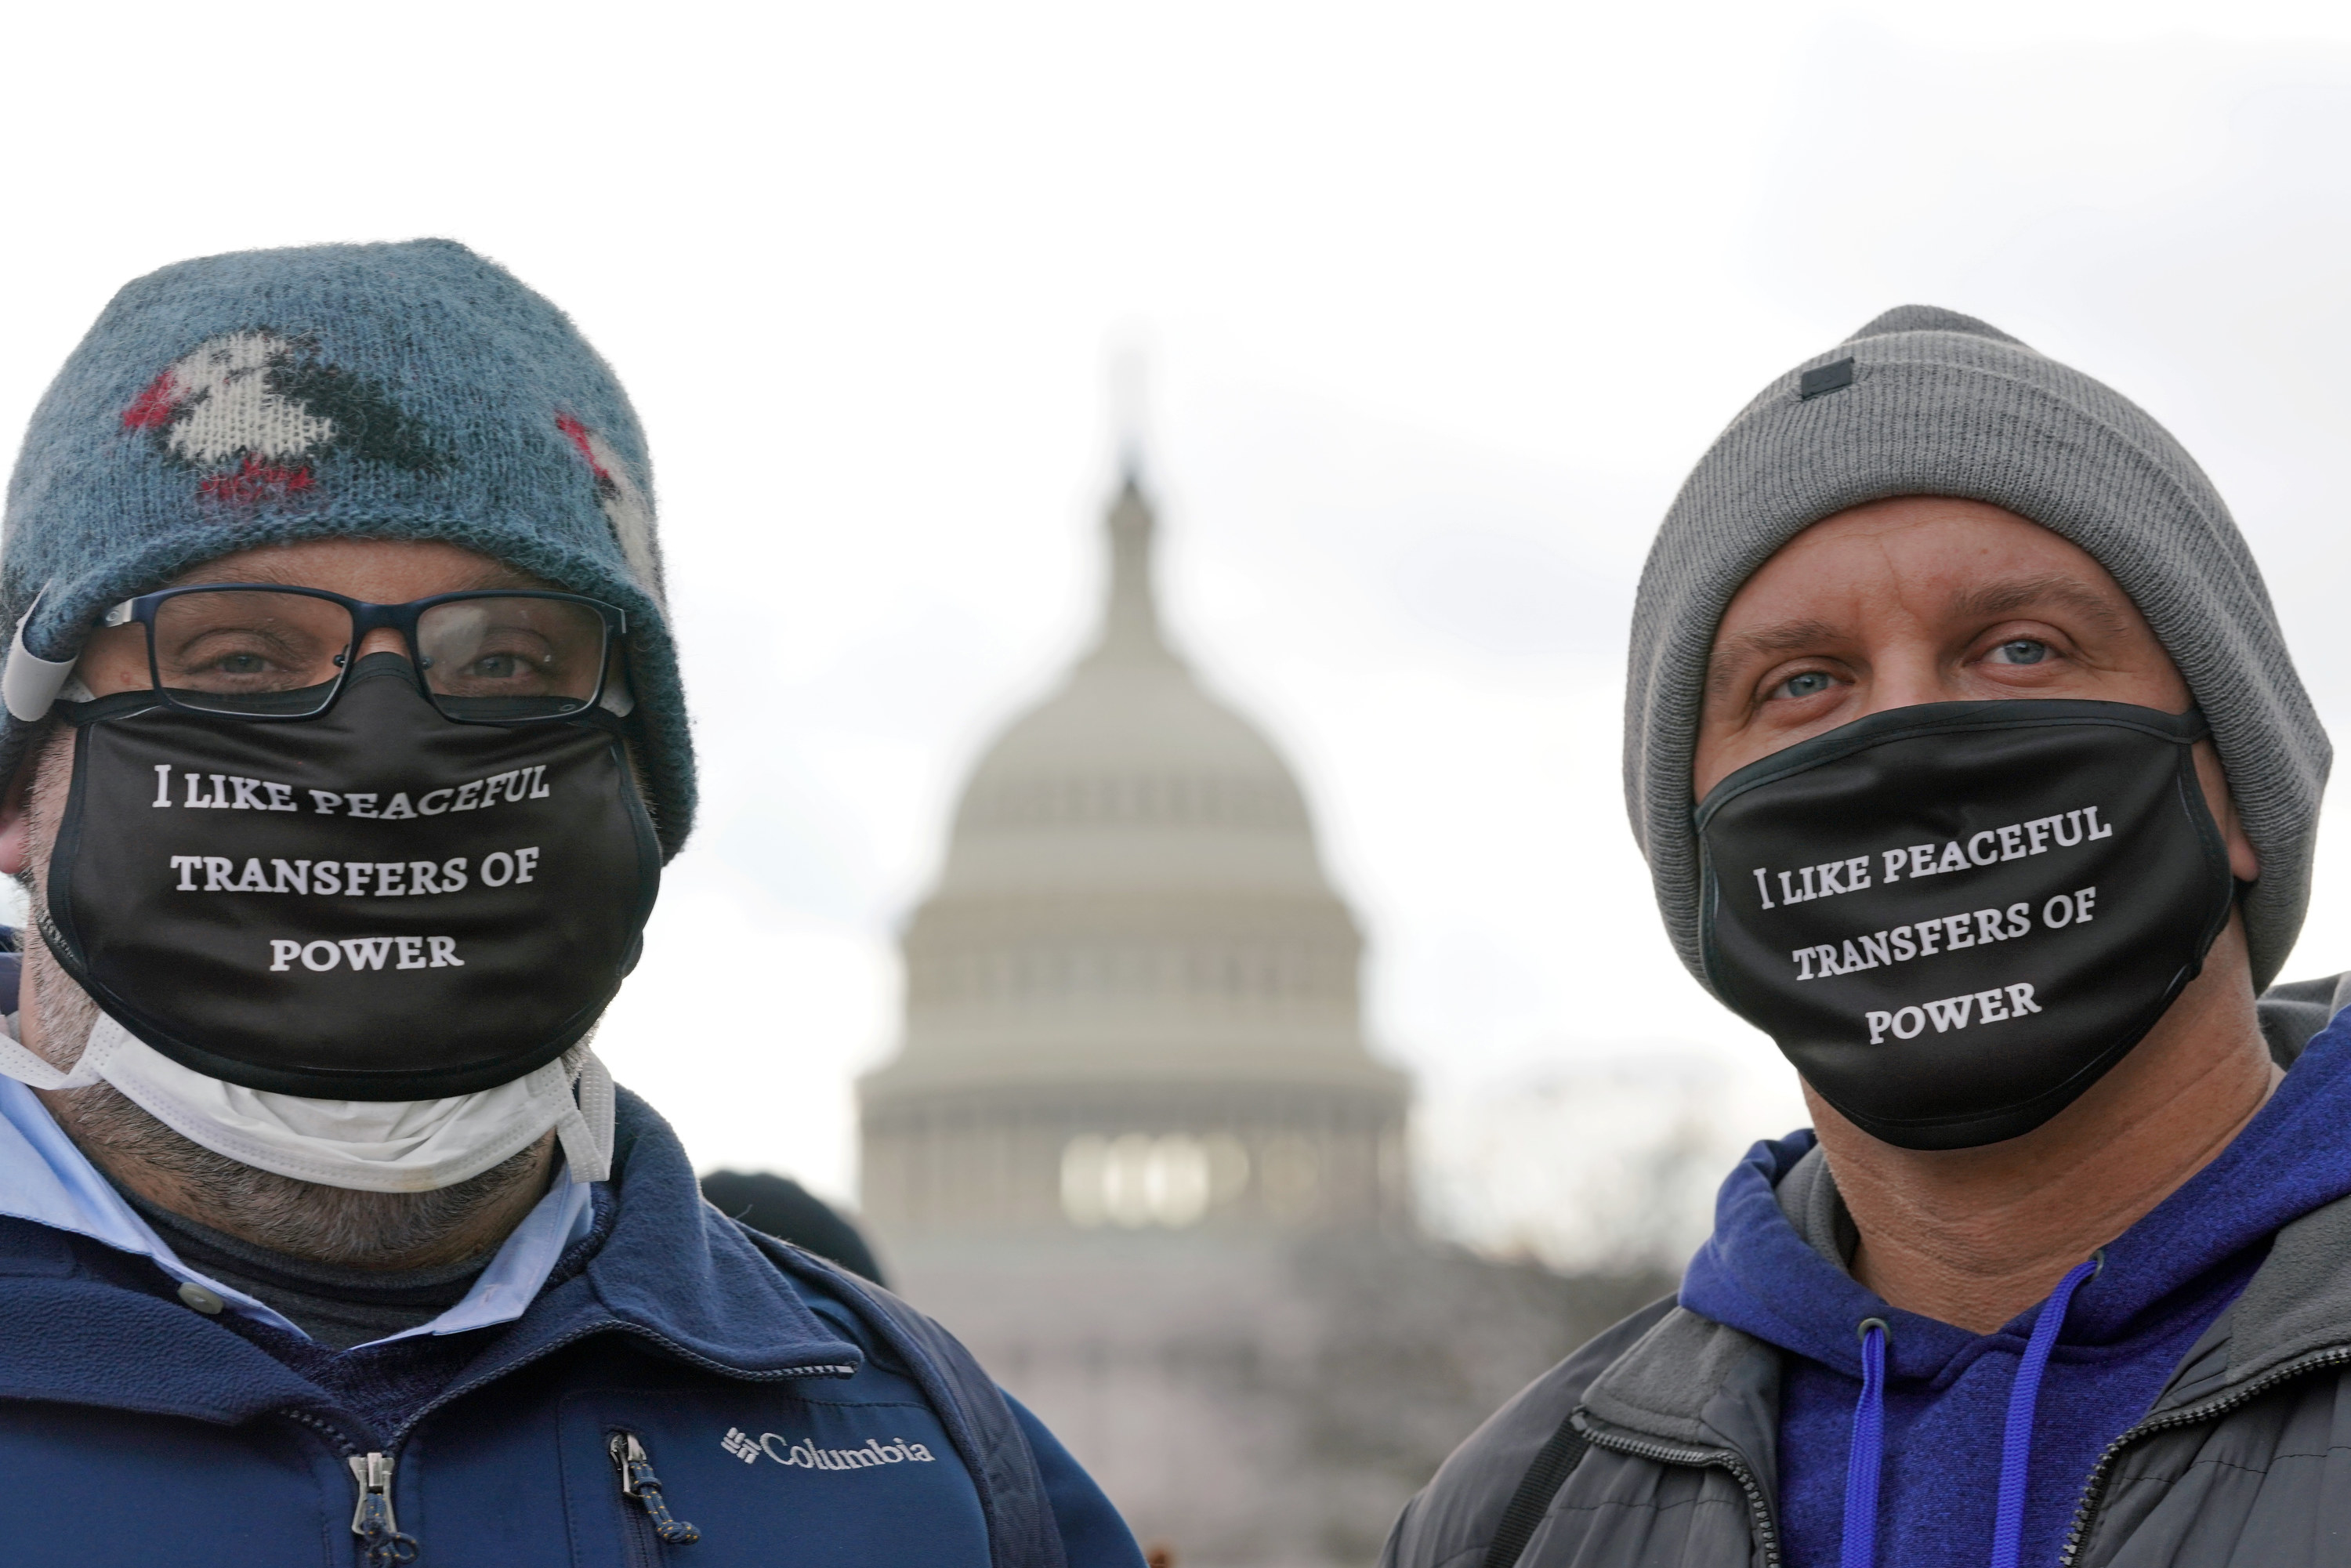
[97,586,629,722]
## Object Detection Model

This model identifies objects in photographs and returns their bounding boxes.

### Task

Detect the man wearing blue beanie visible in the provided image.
[1386,309,2351,1567]
[0,240,1141,1567]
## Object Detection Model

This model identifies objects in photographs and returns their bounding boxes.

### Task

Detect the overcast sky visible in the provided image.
[8,1,2351,1229]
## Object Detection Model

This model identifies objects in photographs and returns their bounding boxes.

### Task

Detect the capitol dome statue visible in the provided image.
[860,473,1409,1242]
[855,469,1647,1568]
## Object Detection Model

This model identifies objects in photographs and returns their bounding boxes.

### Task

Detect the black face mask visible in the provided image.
[1695,700,2237,1150]
[44,654,661,1100]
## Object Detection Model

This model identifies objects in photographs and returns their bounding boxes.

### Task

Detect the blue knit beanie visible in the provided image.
[1,239,694,856]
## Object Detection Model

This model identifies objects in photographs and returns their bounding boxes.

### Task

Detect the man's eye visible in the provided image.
[1770,671,1835,701]
[1990,639,2051,666]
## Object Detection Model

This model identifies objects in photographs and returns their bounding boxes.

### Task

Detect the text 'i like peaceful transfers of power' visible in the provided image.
[1747,805,2115,1045]
[147,762,552,976]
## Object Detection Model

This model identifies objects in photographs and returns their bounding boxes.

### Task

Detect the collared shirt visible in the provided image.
[0,1074,594,1348]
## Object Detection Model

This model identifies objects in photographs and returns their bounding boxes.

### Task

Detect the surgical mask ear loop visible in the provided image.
[552,1048,614,1182]
[0,1009,128,1092]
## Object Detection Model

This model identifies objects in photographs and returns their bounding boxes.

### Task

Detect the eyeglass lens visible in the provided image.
[147,591,609,719]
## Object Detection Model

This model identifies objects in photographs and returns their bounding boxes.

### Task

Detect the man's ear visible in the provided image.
[0,726,48,878]
[2227,817,2261,885]
[2195,741,2260,883]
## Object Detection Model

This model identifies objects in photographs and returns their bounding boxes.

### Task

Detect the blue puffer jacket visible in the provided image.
[0,1086,1143,1568]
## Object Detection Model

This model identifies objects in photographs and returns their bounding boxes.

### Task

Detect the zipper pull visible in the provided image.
[347,1452,421,1566]
[610,1432,701,1544]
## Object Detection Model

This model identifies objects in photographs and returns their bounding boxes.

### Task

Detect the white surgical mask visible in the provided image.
[0,1012,612,1192]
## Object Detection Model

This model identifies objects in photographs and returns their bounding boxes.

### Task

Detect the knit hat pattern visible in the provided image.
[1625,305,2328,993]
[2,239,694,856]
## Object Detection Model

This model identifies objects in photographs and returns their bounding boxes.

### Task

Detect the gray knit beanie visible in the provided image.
[1625,304,2328,994]
[1,240,696,857]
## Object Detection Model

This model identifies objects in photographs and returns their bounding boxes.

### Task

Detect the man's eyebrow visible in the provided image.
[1701,574,2134,701]
[457,564,552,591]
[1705,617,1843,701]
[1949,573,2132,636]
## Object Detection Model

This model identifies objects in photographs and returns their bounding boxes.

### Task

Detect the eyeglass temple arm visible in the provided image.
[5,588,80,723]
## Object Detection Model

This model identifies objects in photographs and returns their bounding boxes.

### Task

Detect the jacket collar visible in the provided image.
[529,1085,862,1380]
[1577,1305,1780,1478]
[0,1043,597,1349]
[1574,1181,2351,1494]
[2146,1187,2351,1416]
[0,1086,860,1428]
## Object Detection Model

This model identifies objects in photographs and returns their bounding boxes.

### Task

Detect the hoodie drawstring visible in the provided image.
[1841,1318,1889,1568]
[1989,1252,2102,1568]
[1842,1251,2103,1568]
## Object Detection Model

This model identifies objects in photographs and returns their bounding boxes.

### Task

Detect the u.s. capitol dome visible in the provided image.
[860,474,1408,1240]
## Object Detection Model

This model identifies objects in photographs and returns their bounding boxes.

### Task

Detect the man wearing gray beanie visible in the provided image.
[0,242,1143,1567]
[1384,307,2351,1568]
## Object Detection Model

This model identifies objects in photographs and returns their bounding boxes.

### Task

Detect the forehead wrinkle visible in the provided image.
[168,559,545,592]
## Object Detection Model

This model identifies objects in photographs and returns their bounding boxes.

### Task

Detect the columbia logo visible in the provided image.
[723,1427,937,1471]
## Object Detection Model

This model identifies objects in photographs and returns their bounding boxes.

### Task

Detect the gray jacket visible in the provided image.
[1382,977,2351,1568]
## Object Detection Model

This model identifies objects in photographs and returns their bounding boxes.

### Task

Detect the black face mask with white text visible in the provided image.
[43,654,662,1100]
[1695,700,2237,1150]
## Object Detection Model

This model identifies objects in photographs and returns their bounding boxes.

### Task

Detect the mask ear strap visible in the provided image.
[554,1048,615,1182]
[0,1009,129,1092]
[3,588,79,724]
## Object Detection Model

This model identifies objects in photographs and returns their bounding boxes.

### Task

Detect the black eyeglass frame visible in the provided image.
[98,584,630,724]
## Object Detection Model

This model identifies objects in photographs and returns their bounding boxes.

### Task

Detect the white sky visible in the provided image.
[8,2,2351,1224]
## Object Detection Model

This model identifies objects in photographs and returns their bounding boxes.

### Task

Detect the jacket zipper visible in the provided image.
[610,1430,701,1555]
[1566,1338,2351,1567]
[279,1411,420,1568]
[274,1327,840,1566]
[348,1450,420,1567]
[1575,1418,1781,1567]
[2059,1344,2351,1566]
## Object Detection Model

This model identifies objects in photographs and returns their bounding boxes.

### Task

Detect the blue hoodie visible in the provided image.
[1679,1012,2351,1568]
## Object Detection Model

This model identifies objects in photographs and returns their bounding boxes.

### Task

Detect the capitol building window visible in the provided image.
[1060,1132,1251,1229]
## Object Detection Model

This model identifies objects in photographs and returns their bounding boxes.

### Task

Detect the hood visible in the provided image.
[1680,1012,2351,1385]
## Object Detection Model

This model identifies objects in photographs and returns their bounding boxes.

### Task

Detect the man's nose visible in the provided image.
[353,628,409,661]
[1853,647,1953,716]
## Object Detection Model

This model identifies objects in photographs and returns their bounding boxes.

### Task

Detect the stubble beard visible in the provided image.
[15,723,550,1270]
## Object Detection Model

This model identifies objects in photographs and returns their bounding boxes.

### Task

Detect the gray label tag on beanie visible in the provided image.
[1798,357,1855,400]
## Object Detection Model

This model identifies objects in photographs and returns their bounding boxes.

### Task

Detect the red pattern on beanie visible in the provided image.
[556,414,619,499]
[197,455,315,505]
[120,371,184,430]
